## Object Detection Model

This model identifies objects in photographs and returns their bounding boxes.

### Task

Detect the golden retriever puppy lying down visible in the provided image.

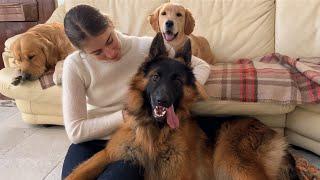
[10,22,75,85]
[149,2,215,64]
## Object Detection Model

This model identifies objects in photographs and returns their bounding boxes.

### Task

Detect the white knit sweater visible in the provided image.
[62,32,211,144]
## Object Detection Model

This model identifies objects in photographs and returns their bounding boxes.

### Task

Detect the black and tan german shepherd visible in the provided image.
[66,33,298,180]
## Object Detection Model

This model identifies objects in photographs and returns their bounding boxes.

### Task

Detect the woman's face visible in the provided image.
[82,27,121,61]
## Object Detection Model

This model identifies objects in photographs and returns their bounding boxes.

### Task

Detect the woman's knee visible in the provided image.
[62,140,107,179]
[97,160,144,180]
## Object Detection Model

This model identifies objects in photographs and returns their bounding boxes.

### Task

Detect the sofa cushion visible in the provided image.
[298,104,320,114]
[287,107,320,142]
[191,100,295,115]
[64,0,168,37]
[172,0,275,63]
[253,114,286,128]
[286,129,320,156]
[0,68,61,105]
[275,0,320,57]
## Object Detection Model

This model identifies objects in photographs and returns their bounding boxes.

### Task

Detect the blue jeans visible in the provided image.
[61,140,144,180]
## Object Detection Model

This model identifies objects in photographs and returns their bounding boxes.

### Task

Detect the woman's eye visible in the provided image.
[161,11,166,16]
[152,74,160,81]
[106,37,113,45]
[94,51,102,55]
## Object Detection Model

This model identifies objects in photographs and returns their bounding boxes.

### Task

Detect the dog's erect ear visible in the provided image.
[184,8,195,35]
[148,32,168,60]
[39,37,59,68]
[148,6,162,32]
[175,39,192,66]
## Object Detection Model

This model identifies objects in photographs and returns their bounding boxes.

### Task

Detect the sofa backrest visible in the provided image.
[63,0,166,37]
[172,0,275,62]
[275,0,320,58]
[51,0,320,62]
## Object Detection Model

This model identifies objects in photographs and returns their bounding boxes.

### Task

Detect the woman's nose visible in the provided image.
[104,47,118,59]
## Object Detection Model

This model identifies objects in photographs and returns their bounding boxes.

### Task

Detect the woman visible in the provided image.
[61,4,210,179]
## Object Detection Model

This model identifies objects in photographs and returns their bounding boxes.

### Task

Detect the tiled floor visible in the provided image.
[0,106,70,180]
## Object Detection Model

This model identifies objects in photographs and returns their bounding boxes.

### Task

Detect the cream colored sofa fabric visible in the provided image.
[275,0,320,57]
[64,0,167,37]
[172,0,275,63]
[287,107,320,153]
[298,104,320,114]
[274,0,320,155]
[0,68,61,104]
[1,0,320,155]
[0,68,63,125]
[286,130,320,156]
[192,101,295,116]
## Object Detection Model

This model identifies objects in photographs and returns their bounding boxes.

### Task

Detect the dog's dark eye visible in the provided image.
[172,75,183,85]
[175,78,183,85]
[161,11,166,16]
[28,55,35,60]
[152,74,160,82]
[176,13,182,17]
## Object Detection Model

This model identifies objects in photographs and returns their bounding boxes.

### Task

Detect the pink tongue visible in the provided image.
[166,105,179,129]
[164,33,175,41]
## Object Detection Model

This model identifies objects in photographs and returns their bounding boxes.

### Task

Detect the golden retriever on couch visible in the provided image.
[10,22,75,85]
[149,3,215,64]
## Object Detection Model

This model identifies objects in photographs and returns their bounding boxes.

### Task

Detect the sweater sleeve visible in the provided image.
[62,57,124,144]
[190,55,211,85]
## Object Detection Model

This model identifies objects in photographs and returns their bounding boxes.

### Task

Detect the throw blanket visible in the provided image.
[39,69,55,89]
[39,60,64,89]
[206,53,320,104]
[290,147,320,180]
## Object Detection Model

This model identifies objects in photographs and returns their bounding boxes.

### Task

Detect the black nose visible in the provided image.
[156,93,169,107]
[165,20,174,28]
[21,72,31,80]
[157,99,168,106]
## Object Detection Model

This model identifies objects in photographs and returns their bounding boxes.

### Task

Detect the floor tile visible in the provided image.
[0,106,19,121]
[0,126,38,155]
[44,160,64,180]
[0,126,70,180]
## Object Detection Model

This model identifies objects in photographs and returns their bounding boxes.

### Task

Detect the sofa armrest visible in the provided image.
[45,5,66,24]
[3,34,21,68]
[0,68,62,104]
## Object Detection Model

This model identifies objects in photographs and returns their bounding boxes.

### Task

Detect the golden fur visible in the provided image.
[11,22,75,80]
[149,3,215,64]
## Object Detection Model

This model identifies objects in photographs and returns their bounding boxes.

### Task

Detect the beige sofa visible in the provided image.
[0,0,319,156]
